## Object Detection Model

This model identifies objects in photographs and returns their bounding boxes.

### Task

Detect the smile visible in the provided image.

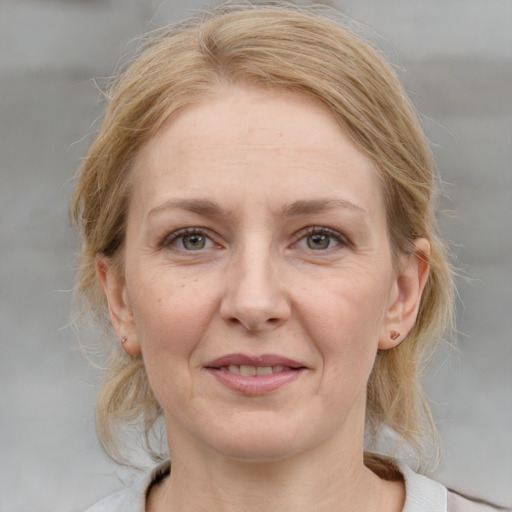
[220,365,289,376]
[204,354,307,395]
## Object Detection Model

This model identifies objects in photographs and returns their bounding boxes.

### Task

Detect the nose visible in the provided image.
[220,243,290,332]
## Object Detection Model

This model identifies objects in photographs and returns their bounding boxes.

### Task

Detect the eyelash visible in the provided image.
[161,226,349,253]
[295,226,350,251]
[161,228,216,250]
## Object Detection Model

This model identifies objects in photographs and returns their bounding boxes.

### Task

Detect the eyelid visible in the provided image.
[161,227,217,249]
[293,226,351,249]
[159,225,350,251]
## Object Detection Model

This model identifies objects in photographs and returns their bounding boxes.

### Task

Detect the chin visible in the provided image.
[213,437,304,463]
[201,415,316,463]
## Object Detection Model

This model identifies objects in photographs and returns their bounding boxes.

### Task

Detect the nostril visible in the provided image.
[220,291,290,331]
[224,314,282,332]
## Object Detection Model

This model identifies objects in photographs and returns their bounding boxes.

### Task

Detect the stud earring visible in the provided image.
[121,336,127,344]
[389,330,400,341]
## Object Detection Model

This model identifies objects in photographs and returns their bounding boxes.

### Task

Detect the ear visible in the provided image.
[379,238,431,350]
[96,254,141,356]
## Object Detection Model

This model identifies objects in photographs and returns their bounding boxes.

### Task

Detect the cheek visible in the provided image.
[127,267,219,359]
[299,269,391,369]
[126,269,222,410]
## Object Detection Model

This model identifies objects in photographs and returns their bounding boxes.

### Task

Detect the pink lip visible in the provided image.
[204,353,307,395]
[205,353,305,369]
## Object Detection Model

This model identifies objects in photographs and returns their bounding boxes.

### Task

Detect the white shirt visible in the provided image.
[84,460,510,512]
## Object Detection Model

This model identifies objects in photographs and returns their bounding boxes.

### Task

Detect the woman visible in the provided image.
[71,3,505,511]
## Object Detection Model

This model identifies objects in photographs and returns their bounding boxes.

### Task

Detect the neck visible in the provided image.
[148,433,404,512]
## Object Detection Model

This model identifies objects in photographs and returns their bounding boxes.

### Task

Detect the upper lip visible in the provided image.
[204,353,307,369]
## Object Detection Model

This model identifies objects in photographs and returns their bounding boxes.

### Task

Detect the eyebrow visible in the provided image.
[148,197,368,220]
[282,198,368,218]
[148,198,225,219]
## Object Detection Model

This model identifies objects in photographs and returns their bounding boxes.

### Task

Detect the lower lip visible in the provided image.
[206,368,305,395]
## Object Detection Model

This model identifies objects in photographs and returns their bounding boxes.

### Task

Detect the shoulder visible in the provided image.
[396,461,510,512]
[447,491,511,512]
[397,461,447,512]
[84,461,171,512]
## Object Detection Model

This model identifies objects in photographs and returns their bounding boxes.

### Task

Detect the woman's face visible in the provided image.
[100,87,427,463]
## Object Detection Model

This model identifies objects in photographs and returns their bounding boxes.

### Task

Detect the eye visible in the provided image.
[295,227,346,251]
[306,233,334,250]
[180,233,209,250]
[162,229,215,251]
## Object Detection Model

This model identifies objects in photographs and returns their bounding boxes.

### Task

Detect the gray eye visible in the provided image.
[306,234,331,250]
[181,234,207,250]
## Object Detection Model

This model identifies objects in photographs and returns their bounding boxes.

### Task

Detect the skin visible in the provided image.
[98,86,430,512]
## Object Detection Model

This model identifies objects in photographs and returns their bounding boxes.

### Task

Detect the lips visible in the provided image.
[205,353,306,371]
[222,364,288,376]
[204,354,307,395]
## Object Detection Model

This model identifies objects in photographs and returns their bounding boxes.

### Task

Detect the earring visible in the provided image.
[120,336,127,344]
[389,330,400,341]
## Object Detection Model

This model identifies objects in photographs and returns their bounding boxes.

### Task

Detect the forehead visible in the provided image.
[129,86,384,221]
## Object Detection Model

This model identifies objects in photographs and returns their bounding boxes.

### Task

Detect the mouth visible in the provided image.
[205,353,306,373]
[215,364,296,376]
[204,354,307,395]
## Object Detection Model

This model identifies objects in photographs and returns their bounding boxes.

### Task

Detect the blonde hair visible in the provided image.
[71,2,454,472]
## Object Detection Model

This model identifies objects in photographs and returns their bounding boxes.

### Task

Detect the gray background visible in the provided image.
[1,0,511,510]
